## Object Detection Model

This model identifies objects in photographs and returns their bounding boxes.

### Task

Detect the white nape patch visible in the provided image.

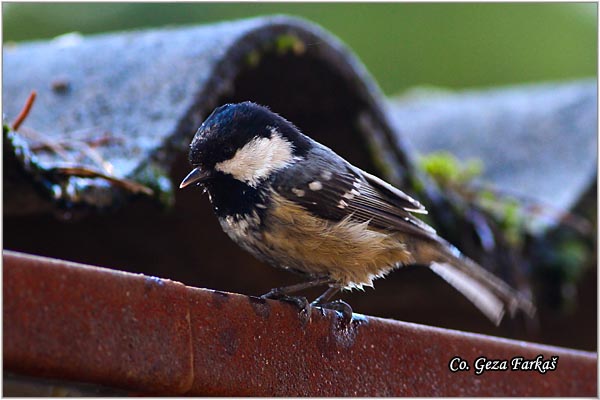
[321,170,333,180]
[337,199,348,209]
[308,181,323,191]
[215,133,297,187]
[291,188,305,197]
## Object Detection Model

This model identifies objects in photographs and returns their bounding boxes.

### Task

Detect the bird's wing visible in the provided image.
[273,147,437,241]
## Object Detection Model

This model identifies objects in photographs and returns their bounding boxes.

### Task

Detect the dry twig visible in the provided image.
[11,91,37,131]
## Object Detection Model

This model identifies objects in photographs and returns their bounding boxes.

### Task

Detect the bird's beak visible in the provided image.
[179,167,211,189]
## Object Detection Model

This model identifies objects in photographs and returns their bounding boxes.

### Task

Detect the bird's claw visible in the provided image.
[261,291,312,322]
[314,299,353,325]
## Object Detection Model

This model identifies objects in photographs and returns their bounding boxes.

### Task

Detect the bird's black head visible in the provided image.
[180,102,310,189]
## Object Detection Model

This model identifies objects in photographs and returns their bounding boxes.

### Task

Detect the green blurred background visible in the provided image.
[3,3,596,96]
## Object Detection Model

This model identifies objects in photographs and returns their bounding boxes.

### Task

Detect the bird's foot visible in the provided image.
[260,287,286,300]
[261,290,311,322]
[316,299,353,325]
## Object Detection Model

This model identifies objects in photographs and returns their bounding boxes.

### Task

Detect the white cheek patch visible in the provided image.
[215,134,297,186]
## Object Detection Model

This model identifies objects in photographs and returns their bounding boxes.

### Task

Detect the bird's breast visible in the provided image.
[257,192,415,288]
[218,211,262,242]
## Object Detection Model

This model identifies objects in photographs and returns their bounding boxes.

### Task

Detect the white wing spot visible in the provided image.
[342,191,355,200]
[308,181,323,191]
[353,180,362,189]
[321,170,333,180]
[291,188,305,197]
[337,199,348,209]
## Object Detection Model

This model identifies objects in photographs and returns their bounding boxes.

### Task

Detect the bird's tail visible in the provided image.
[413,239,536,326]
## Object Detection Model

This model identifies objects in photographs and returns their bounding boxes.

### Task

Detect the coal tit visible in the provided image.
[180,102,535,325]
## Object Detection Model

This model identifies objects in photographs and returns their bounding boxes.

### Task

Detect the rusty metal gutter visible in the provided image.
[3,250,596,396]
